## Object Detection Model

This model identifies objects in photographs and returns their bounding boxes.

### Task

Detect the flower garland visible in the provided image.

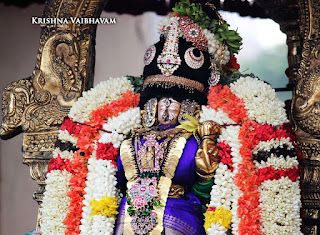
[204,126,243,234]
[68,76,135,123]
[41,76,141,234]
[41,169,72,235]
[85,90,140,129]
[79,149,119,234]
[207,84,248,124]
[230,77,288,126]
[259,178,302,234]
[203,76,302,234]
[41,75,301,235]
[200,105,235,125]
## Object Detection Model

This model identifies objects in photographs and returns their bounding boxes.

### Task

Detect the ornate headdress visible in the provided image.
[140,0,242,110]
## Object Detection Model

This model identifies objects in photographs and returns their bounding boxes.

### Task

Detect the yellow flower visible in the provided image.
[176,114,199,133]
[204,207,232,231]
[90,195,119,219]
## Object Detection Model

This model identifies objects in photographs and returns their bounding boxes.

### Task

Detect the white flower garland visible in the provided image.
[52,147,75,161]
[230,77,288,126]
[41,170,72,235]
[259,177,302,235]
[58,129,78,146]
[69,76,134,123]
[102,107,142,135]
[254,154,299,170]
[98,132,124,149]
[80,148,118,235]
[206,125,242,235]
[252,137,294,154]
[207,222,229,235]
[202,29,230,65]
[200,106,236,125]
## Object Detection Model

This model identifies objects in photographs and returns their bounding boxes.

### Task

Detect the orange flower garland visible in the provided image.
[207,85,247,124]
[62,124,101,234]
[235,121,261,235]
[85,90,140,128]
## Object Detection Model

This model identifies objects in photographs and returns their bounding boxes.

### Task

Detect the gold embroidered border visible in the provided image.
[151,134,191,234]
[162,133,192,179]
[143,75,205,93]
[120,139,139,181]
[122,132,192,235]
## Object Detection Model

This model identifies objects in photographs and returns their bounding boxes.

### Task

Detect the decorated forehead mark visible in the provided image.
[144,45,156,65]
[157,21,181,76]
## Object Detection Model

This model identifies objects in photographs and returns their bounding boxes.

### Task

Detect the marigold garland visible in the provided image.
[204,206,233,231]
[90,195,119,219]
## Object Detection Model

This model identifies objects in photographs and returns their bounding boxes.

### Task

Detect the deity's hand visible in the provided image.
[195,121,222,182]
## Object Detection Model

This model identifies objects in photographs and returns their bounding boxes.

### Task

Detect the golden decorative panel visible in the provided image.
[0,0,108,230]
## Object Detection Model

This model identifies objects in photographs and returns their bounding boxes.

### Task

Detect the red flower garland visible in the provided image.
[48,154,73,173]
[255,166,299,184]
[217,141,233,171]
[47,87,141,234]
[206,83,300,233]
[234,120,299,234]
[207,85,248,124]
[61,117,82,135]
[96,142,119,167]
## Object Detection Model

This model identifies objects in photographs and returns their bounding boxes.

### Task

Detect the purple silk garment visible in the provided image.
[115,134,205,235]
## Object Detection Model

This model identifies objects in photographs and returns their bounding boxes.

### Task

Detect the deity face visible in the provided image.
[157,98,181,126]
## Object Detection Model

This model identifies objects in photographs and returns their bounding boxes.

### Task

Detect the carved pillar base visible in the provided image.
[299,137,320,234]
[22,130,58,230]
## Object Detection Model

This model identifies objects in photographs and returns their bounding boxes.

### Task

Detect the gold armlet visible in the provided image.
[196,170,216,183]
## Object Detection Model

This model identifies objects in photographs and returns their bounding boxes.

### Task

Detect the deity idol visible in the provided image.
[40,1,302,234]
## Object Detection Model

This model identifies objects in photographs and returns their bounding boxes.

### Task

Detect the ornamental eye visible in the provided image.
[144,45,156,65]
[184,47,205,69]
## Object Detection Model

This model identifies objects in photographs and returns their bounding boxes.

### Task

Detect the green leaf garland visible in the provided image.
[172,0,242,55]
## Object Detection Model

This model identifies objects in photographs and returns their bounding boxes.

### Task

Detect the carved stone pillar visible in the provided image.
[1,0,108,231]
[253,0,320,233]
[292,1,320,233]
